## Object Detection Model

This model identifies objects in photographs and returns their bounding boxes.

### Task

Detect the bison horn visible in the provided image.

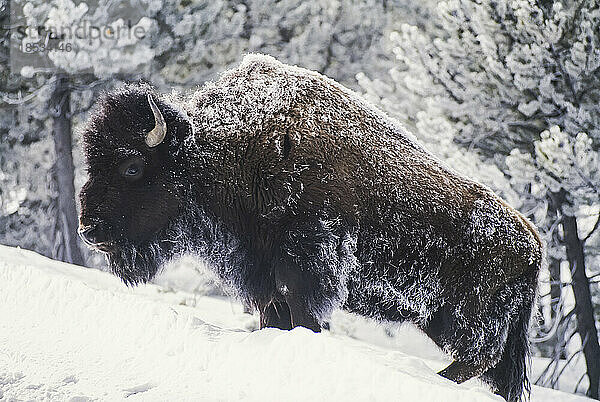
[145,94,167,147]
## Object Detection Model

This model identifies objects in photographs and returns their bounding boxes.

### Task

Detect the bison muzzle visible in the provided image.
[78,54,542,402]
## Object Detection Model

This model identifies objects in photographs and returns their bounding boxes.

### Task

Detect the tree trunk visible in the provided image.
[547,256,568,359]
[562,214,600,399]
[50,74,84,266]
[548,199,567,360]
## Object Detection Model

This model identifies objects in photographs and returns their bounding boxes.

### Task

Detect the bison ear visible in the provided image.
[145,94,167,148]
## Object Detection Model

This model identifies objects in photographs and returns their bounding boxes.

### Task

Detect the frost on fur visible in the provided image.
[79,54,543,402]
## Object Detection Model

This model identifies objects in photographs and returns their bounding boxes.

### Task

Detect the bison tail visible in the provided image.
[482,300,533,402]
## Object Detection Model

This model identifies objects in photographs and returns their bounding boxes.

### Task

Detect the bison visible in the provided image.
[78,54,542,402]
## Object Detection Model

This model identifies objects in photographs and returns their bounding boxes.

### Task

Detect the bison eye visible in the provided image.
[118,158,144,181]
[125,165,140,176]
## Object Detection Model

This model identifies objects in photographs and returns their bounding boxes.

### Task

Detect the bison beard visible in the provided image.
[79,55,542,402]
[105,202,246,288]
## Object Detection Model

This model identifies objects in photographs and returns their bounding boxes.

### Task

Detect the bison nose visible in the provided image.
[78,224,107,245]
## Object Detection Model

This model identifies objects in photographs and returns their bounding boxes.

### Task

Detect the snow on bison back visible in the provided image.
[78,54,543,402]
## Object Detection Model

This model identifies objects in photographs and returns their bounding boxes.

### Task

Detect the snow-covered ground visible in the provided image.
[0,245,592,401]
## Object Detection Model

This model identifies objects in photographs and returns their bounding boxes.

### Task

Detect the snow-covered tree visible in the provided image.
[1,0,57,257]
[159,0,416,89]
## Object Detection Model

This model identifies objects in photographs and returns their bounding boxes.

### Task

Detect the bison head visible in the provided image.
[78,84,193,284]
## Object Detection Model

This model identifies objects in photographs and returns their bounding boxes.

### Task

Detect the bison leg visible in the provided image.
[258,288,320,332]
[438,360,488,384]
[273,264,321,332]
[274,216,357,333]
[287,298,321,332]
[424,308,492,383]
[423,301,510,384]
[424,275,536,402]
[259,294,292,330]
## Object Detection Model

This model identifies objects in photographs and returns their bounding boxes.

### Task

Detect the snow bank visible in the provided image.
[0,245,591,401]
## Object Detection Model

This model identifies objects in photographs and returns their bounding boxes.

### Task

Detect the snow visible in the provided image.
[0,244,592,402]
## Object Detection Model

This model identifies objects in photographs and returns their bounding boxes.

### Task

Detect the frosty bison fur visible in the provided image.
[79,54,542,401]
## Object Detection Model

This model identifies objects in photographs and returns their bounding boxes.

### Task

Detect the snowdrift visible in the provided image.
[0,245,591,401]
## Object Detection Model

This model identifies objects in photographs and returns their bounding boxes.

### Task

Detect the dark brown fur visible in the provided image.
[79,55,542,401]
